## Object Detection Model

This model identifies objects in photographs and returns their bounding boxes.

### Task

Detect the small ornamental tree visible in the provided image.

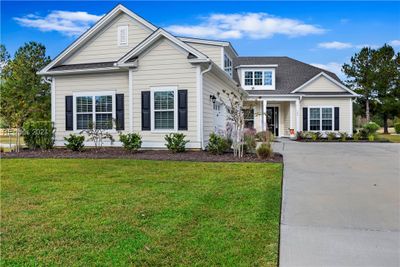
[217,90,245,158]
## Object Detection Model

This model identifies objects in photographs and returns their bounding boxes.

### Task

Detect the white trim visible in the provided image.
[178,37,230,47]
[128,69,133,132]
[51,78,56,123]
[200,63,213,149]
[223,52,233,78]
[235,64,278,69]
[43,67,121,75]
[220,47,224,68]
[263,100,267,131]
[117,25,129,46]
[301,94,356,98]
[349,98,353,134]
[307,106,335,132]
[295,99,300,132]
[242,68,275,90]
[72,91,116,131]
[118,28,208,64]
[291,72,358,96]
[39,4,157,75]
[150,86,178,133]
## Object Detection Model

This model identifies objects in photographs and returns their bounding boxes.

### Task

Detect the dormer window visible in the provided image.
[241,69,275,90]
[118,26,128,46]
[224,54,232,77]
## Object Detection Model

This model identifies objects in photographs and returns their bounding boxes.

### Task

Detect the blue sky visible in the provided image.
[2,1,400,79]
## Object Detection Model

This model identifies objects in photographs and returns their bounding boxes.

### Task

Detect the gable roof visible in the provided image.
[233,56,354,95]
[117,28,209,64]
[39,4,157,75]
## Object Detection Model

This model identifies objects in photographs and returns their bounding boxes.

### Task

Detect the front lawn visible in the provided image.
[378,133,400,143]
[1,159,282,266]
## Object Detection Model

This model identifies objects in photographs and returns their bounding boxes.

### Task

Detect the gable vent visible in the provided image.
[118,26,128,46]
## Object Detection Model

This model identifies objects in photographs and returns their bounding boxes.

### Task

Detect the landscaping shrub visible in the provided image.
[256,142,272,159]
[165,133,189,153]
[363,122,380,135]
[368,134,375,141]
[339,132,348,141]
[64,134,85,151]
[310,132,321,141]
[206,133,229,155]
[327,132,337,141]
[119,133,142,152]
[22,120,55,150]
[244,134,257,154]
[256,131,274,142]
[358,128,369,139]
[394,123,400,134]
[353,133,360,141]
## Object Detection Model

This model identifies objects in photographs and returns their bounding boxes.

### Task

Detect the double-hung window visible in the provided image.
[224,54,233,77]
[152,88,177,131]
[308,107,333,131]
[243,109,255,129]
[75,92,115,130]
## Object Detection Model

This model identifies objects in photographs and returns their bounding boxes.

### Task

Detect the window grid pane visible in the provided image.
[76,96,93,113]
[155,111,174,129]
[254,71,263,85]
[244,71,253,86]
[154,91,174,110]
[95,96,112,112]
[264,71,272,85]
[77,114,93,130]
[95,114,113,129]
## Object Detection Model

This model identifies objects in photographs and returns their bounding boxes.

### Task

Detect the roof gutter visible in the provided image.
[199,62,212,150]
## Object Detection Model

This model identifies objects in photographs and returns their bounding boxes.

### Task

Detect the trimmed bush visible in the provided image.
[119,133,142,152]
[368,134,375,141]
[310,132,321,141]
[22,120,55,150]
[165,133,189,153]
[244,134,257,154]
[327,132,337,141]
[64,134,85,151]
[394,123,400,134]
[256,143,272,159]
[339,132,348,141]
[363,122,380,135]
[207,133,229,155]
[256,131,274,142]
[353,133,360,141]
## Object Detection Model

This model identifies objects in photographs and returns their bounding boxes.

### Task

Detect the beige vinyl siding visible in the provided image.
[54,72,129,142]
[64,14,153,64]
[301,98,352,134]
[132,38,199,147]
[202,71,238,144]
[186,42,223,68]
[282,102,290,136]
[299,75,348,93]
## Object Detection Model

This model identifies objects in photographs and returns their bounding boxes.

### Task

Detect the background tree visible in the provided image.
[0,42,51,128]
[343,47,376,122]
[371,45,400,133]
[0,44,10,75]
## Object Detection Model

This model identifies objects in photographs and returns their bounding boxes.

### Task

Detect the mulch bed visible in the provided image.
[1,148,282,163]
[296,139,390,143]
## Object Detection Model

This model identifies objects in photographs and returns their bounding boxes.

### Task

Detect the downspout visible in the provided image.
[42,77,55,123]
[199,63,212,150]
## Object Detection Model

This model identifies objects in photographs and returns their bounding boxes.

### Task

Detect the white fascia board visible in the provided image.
[178,37,230,46]
[40,4,156,74]
[300,94,357,98]
[291,72,358,96]
[39,67,121,76]
[235,65,278,69]
[118,29,208,64]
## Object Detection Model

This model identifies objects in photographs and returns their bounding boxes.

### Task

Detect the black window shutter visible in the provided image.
[178,90,188,130]
[302,107,308,131]
[141,91,151,131]
[116,94,124,130]
[334,107,340,131]
[65,96,73,131]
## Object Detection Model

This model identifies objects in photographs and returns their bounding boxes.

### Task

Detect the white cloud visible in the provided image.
[389,40,400,47]
[311,62,345,79]
[166,13,325,39]
[318,41,352,49]
[14,10,103,37]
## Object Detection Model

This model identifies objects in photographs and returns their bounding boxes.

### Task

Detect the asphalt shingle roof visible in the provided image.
[233,56,350,95]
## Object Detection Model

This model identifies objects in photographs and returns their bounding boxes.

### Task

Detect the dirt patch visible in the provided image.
[1,148,282,163]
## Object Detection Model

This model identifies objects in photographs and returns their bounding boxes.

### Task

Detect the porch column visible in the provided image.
[295,99,300,132]
[128,68,133,132]
[289,101,294,138]
[263,99,267,131]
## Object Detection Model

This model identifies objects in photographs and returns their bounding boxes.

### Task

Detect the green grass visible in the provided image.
[1,159,282,266]
[377,133,400,143]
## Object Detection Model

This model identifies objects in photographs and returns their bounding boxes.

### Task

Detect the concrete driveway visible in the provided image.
[274,141,400,267]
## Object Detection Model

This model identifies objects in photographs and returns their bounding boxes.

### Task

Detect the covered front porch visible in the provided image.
[244,97,301,138]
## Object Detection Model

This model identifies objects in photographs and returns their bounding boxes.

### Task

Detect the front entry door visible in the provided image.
[266,107,279,136]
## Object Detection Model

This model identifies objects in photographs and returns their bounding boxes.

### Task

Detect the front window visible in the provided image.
[308,107,333,131]
[75,94,114,130]
[224,54,232,77]
[153,90,175,130]
[242,70,274,88]
[244,109,255,128]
